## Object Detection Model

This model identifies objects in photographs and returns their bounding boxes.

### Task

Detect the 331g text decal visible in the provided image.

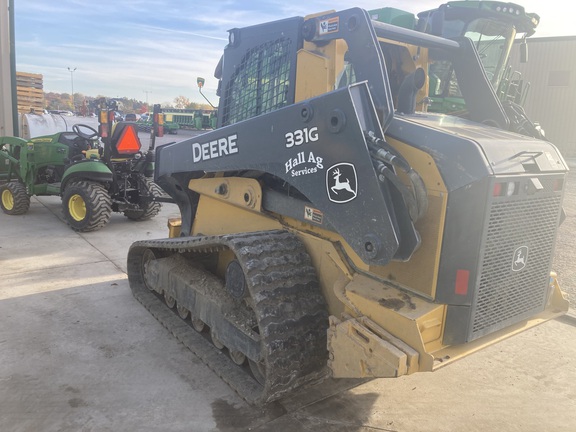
[285,127,318,148]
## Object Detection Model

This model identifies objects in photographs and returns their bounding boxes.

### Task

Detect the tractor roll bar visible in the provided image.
[371,20,460,51]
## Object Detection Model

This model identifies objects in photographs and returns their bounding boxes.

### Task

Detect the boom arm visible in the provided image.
[156,82,420,266]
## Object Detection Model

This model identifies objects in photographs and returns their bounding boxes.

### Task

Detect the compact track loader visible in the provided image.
[127,8,569,404]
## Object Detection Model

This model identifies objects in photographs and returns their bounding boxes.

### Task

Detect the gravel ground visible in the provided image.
[552,169,576,310]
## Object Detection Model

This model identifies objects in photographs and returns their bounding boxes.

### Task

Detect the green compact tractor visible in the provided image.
[0,99,163,232]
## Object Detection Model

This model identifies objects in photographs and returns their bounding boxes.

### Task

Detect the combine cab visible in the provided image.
[127,7,569,405]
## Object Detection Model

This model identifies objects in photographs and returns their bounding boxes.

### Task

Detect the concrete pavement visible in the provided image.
[1,188,575,431]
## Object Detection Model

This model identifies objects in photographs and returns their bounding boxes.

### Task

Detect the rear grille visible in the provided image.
[470,190,562,341]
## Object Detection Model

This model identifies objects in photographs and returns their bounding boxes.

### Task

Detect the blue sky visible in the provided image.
[13,0,573,107]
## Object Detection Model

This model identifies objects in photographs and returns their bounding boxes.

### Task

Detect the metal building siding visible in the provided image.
[509,36,576,156]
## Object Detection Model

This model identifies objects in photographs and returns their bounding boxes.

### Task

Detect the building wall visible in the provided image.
[509,36,576,156]
[0,0,15,137]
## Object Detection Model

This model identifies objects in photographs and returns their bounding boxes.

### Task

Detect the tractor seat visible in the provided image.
[58,132,91,159]
[109,122,142,158]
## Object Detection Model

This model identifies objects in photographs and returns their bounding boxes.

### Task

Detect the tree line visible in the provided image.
[44,92,212,115]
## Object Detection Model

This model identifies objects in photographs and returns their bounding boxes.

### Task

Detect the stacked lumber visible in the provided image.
[16,71,44,113]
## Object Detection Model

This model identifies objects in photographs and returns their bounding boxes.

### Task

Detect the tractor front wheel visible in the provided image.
[0,182,30,215]
[62,180,112,232]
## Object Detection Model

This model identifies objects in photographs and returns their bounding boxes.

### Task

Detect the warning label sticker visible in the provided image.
[304,206,324,224]
[319,17,339,35]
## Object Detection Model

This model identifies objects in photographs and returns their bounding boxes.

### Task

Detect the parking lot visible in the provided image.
[1,123,575,432]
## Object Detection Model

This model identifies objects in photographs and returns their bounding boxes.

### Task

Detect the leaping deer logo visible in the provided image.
[326,163,357,203]
[514,250,525,267]
[512,246,528,271]
[331,168,355,195]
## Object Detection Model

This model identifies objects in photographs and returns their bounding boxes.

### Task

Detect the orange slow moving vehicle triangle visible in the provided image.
[116,125,142,154]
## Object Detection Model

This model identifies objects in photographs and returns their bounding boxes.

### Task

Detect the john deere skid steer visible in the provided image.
[127,8,569,404]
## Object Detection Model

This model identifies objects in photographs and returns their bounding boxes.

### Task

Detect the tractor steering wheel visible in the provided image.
[73,124,99,140]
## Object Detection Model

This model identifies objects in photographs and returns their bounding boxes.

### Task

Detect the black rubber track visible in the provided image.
[127,230,329,405]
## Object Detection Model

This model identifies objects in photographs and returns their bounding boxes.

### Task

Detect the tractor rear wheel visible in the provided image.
[62,180,112,232]
[0,182,30,215]
[123,176,162,221]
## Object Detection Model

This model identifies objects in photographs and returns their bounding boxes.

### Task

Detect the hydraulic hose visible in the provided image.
[365,131,428,222]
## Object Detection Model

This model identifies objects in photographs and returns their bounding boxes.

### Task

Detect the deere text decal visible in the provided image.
[192,134,238,162]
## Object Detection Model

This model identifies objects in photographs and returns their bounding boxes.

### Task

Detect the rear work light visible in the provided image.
[493,181,518,197]
[553,178,564,191]
[455,269,469,296]
[154,112,164,137]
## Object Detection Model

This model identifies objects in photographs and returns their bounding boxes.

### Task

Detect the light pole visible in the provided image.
[143,90,152,110]
[67,67,76,112]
